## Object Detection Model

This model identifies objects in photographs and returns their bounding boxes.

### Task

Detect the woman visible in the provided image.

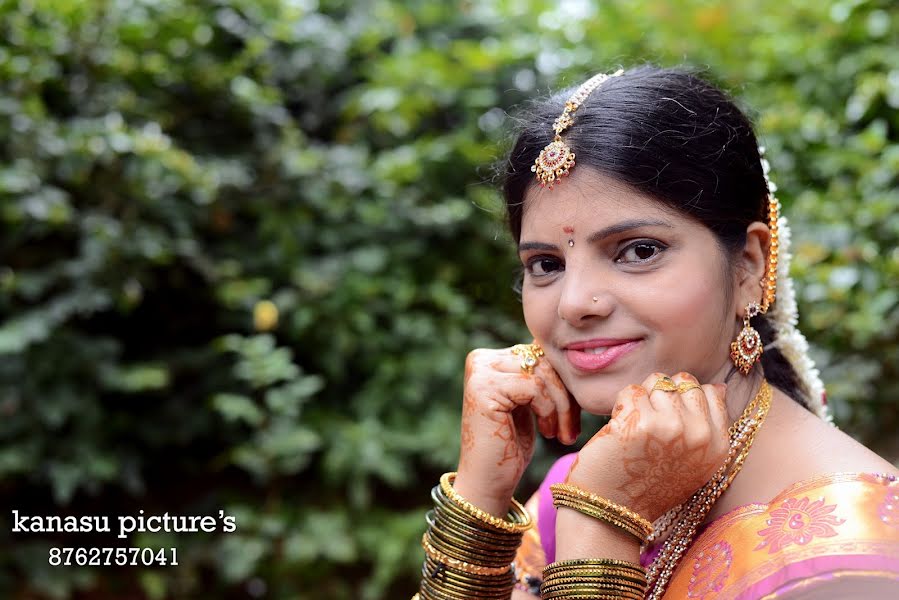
[414,65,899,599]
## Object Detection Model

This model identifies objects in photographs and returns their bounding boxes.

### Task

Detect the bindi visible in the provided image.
[563,226,575,246]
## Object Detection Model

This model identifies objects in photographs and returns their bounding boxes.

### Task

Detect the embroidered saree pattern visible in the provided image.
[513,462,899,598]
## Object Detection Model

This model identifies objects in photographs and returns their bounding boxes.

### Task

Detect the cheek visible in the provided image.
[640,267,728,342]
[522,287,553,338]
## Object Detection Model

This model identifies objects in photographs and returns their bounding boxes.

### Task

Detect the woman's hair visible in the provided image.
[502,64,810,410]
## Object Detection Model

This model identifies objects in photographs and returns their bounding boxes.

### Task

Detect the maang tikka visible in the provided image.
[731,189,780,375]
[531,69,624,189]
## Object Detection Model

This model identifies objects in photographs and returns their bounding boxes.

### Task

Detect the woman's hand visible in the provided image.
[453,342,581,516]
[565,371,730,522]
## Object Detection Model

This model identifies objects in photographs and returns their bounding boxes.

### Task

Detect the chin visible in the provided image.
[565,379,624,416]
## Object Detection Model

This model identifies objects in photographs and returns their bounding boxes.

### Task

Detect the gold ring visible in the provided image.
[511,343,544,374]
[677,382,702,393]
[650,376,678,392]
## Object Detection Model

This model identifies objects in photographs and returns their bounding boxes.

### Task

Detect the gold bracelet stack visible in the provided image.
[550,483,654,543]
[415,472,532,599]
[541,558,648,599]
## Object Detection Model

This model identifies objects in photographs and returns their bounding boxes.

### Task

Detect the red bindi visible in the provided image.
[562,226,574,233]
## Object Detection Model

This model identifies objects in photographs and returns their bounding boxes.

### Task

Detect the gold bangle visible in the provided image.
[542,569,646,598]
[543,583,645,597]
[435,482,528,542]
[440,473,532,533]
[543,557,646,576]
[424,528,515,569]
[426,525,516,564]
[422,560,515,594]
[542,589,643,600]
[543,589,644,600]
[542,575,646,590]
[421,532,513,576]
[550,484,652,533]
[420,563,515,598]
[552,496,647,542]
[550,483,653,538]
[429,498,523,550]
[540,569,647,585]
[429,520,519,557]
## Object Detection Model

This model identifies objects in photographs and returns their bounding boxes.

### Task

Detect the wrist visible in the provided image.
[554,506,641,563]
[452,469,516,518]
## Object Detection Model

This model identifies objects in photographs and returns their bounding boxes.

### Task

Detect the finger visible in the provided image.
[557,390,581,445]
[568,392,582,442]
[483,371,561,440]
[533,364,580,444]
[641,371,683,417]
[539,411,558,439]
[611,384,643,418]
[609,384,650,442]
[703,383,729,434]
[671,372,709,419]
[502,343,577,443]
[487,372,557,418]
[490,348,543,375]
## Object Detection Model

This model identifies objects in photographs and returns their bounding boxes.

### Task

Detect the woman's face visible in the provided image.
[519,169,740,415]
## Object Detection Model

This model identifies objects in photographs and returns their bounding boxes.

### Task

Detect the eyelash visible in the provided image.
[618,240,668,264]
[524,240,668,278]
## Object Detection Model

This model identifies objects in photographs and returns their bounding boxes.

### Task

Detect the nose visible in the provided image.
[557,265,615,325]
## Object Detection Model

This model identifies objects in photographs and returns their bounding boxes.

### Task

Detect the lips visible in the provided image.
[565,340,641,372]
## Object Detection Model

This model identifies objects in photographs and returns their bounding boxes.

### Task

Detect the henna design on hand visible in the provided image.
[489,409,533,473]
[461,390,477,454]
[618,406,641,442]
[616,434,718,518]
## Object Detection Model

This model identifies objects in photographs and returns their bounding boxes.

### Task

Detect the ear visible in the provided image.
[735,222,771,313]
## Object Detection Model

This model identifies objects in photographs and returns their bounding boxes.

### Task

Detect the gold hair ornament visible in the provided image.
[729,189,781,375]
[761,191,780,312]
[531,69,624,189]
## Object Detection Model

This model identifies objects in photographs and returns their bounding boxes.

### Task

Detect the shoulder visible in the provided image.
[778,403,898,493]
[802,415,896,473]
[711,390,897,521]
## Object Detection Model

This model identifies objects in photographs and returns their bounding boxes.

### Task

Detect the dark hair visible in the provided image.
[502,64,811,410]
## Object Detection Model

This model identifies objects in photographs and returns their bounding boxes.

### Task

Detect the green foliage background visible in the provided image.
[0,0,896,598]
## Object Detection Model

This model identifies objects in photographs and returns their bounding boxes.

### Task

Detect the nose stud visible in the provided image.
[592,296,598,303]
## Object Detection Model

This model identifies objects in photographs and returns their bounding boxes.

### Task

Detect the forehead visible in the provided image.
[521,168,681,232]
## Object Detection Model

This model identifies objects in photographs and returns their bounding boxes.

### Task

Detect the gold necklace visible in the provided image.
[643,379,772,599]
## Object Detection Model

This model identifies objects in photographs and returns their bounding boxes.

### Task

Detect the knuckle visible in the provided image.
[656,426,679,443]
[687,426,711,447]
[646,419,678,441]
[629,420,648,438]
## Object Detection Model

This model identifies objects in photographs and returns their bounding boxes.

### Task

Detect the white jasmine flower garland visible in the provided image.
[758,146,832,423]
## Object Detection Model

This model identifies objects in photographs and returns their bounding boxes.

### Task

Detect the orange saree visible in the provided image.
[514,454,899,598]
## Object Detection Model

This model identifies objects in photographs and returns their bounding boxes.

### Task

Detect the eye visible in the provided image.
[525,256,563,277]
[616,240,667,263]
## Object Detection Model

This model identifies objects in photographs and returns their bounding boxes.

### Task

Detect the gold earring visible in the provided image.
[730,302,763,375]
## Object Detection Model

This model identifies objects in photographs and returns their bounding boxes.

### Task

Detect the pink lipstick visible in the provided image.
[565,340,641,372]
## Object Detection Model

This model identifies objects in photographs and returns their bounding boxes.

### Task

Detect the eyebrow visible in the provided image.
[518,218,674,253]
